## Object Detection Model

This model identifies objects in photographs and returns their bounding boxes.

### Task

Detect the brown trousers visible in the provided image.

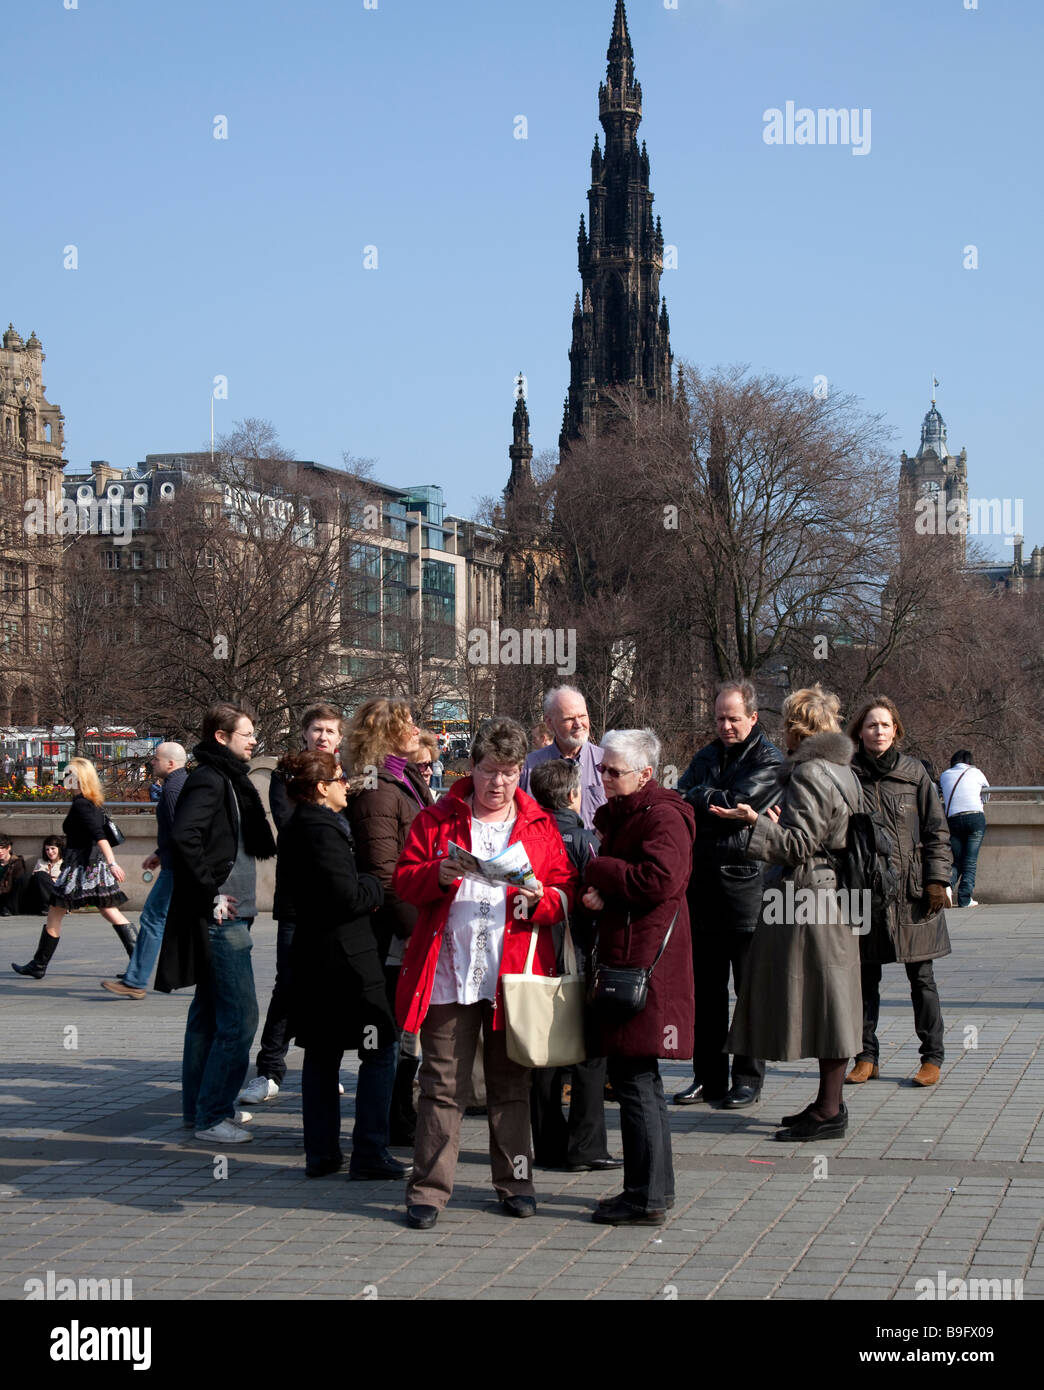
[408,1000,534,1209]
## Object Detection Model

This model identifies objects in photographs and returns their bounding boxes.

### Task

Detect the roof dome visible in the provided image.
[917,403,948,458]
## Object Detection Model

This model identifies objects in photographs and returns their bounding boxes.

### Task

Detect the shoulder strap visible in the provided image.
[819,763,862,816]
[944,766,970,818]
[646,909,679,977]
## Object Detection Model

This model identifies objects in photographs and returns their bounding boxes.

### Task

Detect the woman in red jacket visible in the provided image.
[393,718,575,1230]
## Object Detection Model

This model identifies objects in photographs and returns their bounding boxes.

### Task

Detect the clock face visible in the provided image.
[919,480,941,496]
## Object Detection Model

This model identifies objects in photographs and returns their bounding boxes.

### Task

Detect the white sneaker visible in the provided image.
[195,1120,252,1144]
[968,899,980,908]
[339,1083,345,1095]
[945,886,953,907]
[233,1109,252,1124]
[238,1076,279,1104]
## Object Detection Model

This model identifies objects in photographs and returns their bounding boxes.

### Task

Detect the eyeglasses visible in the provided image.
[597,764,638,779]
[417,764,433,775]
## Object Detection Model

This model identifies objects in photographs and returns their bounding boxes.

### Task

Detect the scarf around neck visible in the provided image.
[192,740,276,859]
[857,744,900,780]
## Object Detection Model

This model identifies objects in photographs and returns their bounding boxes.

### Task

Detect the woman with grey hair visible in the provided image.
[393,718,576,1229]
[582,729,696,1225]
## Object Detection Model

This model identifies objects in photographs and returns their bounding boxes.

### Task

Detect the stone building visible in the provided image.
[0,324,66,725]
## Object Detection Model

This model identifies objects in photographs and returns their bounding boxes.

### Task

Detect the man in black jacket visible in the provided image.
[674,681,783,1109]
[157,703,276,1145]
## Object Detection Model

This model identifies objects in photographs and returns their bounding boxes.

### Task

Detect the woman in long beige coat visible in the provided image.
[712,686,862,1142]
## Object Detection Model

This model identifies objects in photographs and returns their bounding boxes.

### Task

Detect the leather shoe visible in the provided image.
[672,1080,720,1105]
[406,1204,438,1230]
[845,1060,879,1084]
[305,1154,345,1178]
[592,1196,665,1226]
[912,1062,941,1087]
[564,1156,624,1172]
[348,1155,413,1180]
[598,1190,675,1210]
[774,1109,848,1142]
[781,1100,847,1127]
[500,1195,536,1218]
[721,1084,760,1109]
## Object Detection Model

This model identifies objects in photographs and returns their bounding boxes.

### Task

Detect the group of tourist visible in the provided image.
[8,680,991,1230]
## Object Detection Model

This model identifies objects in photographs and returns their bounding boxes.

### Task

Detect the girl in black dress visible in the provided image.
[12,758,136,979]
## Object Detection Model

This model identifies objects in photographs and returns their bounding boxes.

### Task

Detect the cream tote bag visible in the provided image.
[501,891,587,1068]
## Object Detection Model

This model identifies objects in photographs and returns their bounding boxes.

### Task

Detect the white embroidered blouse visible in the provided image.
[429,810,516,1007]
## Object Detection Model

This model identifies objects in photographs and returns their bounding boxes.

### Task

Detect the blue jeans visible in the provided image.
[254,919,295,1085]
[351,1039,399,1168]
[948,812,986,907]
[182,918,259,1131]
[122,868,174,990]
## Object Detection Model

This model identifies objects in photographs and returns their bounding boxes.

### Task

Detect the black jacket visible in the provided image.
[270,767,354,921]
[156,767,188,870]
[277,802,396,1052]
[550,806,599,956]
[61,794,109,854]
[157,765,246,992]
[678,726,784,931]
[347,766,432,960]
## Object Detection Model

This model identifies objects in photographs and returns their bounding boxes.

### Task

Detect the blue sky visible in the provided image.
[5,0,1042,557]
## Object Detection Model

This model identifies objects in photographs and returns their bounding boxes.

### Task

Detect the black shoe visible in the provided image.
[672,1080,721,1105]
[12,959,46,978]
[349,1156,414,1180]
[721,1084,761,1109]
[775,1108,848,1142]
[306,1154,345,1178]
[564,1156,624,1172]
[781,1100,848,1127]
[500,1195,536,1218]
[592,1196,666,1226]
[598,1190,675,1210]
[406,1204,438,1230]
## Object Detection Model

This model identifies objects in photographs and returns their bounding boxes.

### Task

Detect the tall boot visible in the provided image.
[12,928,60,979]
[111,920,138,958]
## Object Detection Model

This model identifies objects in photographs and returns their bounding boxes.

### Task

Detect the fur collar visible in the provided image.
[787,731,855,768]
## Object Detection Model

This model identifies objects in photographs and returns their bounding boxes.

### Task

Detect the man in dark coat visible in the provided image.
[156,703,276,1145]
[674,681,783,1109]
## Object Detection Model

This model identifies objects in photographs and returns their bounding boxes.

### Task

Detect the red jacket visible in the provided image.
[394,777,576,1033]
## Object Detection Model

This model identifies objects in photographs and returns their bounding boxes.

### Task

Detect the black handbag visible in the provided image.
[587,910,678,1018]
[103,815,125,847]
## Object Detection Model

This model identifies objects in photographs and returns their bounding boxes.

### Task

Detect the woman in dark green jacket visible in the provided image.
[847,696,952,1089]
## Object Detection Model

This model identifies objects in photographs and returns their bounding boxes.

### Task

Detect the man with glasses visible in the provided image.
[521,685,606,831]
[673,681,783,1109]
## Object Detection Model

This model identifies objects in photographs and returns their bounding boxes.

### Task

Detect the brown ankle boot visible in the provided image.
[912,1062,941,1087]
[845,1060,879,1084]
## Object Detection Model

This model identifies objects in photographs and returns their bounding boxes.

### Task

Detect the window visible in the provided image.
[156,584,168,606]
[104,550,121,570]
[422,559,456,597]
[1,620,20,652]
[347,543,381,576]
[131,550,144,569]
[132,581,142,605]
[2,569,19,597]
[154,551,171,569]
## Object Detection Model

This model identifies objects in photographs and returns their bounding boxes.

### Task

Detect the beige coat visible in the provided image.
[728,731,863,1061]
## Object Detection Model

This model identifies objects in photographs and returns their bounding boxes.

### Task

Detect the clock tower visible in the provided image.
[899,399,969,563]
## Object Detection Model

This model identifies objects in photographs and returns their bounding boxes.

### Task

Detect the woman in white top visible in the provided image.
[393,718,575,1230]
[940,750,989,908]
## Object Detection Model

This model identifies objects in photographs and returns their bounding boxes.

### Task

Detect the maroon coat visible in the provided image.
[585,781,696,1060]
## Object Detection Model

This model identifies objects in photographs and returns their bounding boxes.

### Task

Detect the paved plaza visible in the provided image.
[1,904,1041,1302]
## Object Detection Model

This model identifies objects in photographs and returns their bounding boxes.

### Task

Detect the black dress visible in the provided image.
[52,794,127,910]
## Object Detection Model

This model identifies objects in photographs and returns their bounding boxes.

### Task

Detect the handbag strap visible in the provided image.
[592,908,678,974]
[944,766,970,818]
[521,887,578,977]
